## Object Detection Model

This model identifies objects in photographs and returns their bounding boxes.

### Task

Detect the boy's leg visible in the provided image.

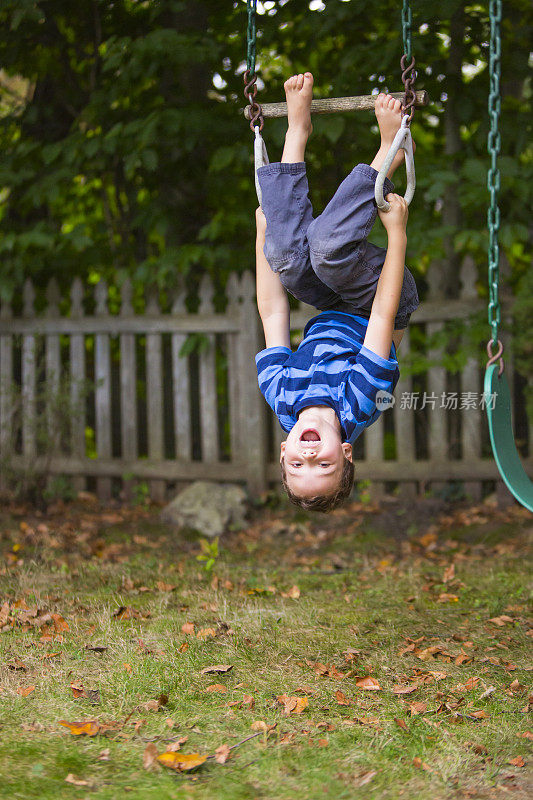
[258,73,341,311]
[306,95,413,312]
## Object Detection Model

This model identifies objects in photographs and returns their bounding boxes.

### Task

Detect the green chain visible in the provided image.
[402,0,412,60]
[246,0,257,75]
[487,0,502,345]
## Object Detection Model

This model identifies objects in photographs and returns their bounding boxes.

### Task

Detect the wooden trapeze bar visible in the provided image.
[244,90,429,120]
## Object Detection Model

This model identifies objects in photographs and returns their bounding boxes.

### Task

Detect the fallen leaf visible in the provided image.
[64,774,89,786]
[335,690,352,706]
[196,628,216,639]
[355,677,381,691]
[16,685,35,697]
[281,585,300,599]
[508,756,525,768]
[156,581,175,592]
[205,684,227,694]
[157,752,208,772]
[277,694,308,715]
[442,563,455,583]
[181,622,195,635]
[98,748,110,761]
[488,615,514,626]
[409,702,427,716]
[394,718,409,731]
[123,663,132,674]
[143,743,159,770]
[437,593,459,603]
[516,731,533,740]
[214,744,231,764]
[251,720,276,733]
[200,664,233,674]
[392,684,418,694]
[59,719,100,736]
[354,770,377,787]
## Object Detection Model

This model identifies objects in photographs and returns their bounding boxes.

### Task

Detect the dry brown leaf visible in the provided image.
[214,744,231,764]
[59,719,100,736]
[181,622,195,635]
[488,615,514,626]
[516,731,533,740]
[98,748,110,761]
[64,774,89,786]
[409,702,427,716]
[157,752,208,772]
[16,685,35,697]
[442,563,455,583]
[200,664,233,674]
[251,720,276,733]
[508,756,525,768]
[355,677,381,691]
[196,628,216,639]
[392,684,418,694]
[156,581,175,592]
[123,663,132,674]
[205,684,227,694]
[394,718,409,731]
[335,690,352,706]
[354,770,377,788]
[281,585,300,599]
[277,694,308,715]
[143,743,159,770]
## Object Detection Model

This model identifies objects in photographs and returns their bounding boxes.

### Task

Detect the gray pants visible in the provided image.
[257,161,419,329]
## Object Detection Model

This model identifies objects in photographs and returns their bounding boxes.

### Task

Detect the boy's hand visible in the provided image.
[378,193,408,234]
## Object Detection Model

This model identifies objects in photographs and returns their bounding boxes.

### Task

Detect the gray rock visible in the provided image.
[160,481,247,538]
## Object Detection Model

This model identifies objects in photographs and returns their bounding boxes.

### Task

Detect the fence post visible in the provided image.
[426,261,448,495]
[460,257,482,501]
[237,272,267,495]
[171,281,192,461]
[393,327,417,497]
[70,278,86,493]
[145,287,166,503]
[94,280,112,501]
[22,279,37,462]
[198,275,219,465]
[120,278,137,500]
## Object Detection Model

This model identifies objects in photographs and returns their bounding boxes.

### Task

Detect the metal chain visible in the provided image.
[400,0,416,124]
[243,0,264,132]
[246,0,257,74]
[487,0,502,354]
[402,0,412,60]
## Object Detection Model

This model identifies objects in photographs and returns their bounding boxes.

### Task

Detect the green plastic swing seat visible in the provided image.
[485,364,533,512]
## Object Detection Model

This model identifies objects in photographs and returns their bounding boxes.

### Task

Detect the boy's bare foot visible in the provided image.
[370,93,416,179]
[281,72,313,163]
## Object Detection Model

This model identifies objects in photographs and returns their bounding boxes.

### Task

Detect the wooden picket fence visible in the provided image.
[0,257,531,502]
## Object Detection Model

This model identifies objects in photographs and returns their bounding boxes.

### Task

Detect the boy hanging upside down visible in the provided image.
[255,72,419,512]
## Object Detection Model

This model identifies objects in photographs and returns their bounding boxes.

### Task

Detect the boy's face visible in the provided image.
[280,414,352,499]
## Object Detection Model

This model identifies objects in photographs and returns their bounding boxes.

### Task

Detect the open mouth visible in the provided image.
[300,428,320,444]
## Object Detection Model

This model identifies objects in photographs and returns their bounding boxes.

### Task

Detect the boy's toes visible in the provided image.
[303,71,314,86]
[393,98,402,112]
[284,75,296,92]
[296,73,304,89]
[387,94,396,108]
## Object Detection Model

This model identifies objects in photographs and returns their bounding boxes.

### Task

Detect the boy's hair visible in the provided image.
[280,456,355,513]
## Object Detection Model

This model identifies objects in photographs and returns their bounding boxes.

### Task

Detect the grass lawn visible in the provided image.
[0,493,531,800]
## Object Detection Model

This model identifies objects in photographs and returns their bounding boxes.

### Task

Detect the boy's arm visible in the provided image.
[255,208,291,350]
[363,194,408,360]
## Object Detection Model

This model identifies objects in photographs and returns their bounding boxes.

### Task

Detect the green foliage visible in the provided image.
[196,536,219,573]
[0,0,531,369]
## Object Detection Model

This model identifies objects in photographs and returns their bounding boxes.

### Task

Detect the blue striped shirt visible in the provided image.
[255,311,399,444]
